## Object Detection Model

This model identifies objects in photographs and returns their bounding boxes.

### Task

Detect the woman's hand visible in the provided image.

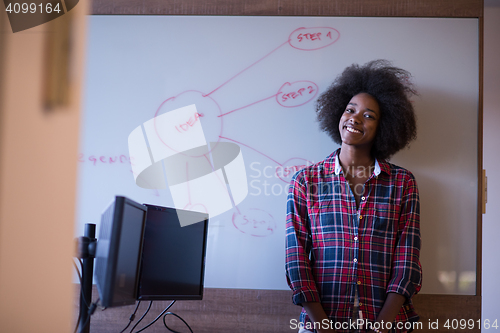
[302,302,338,333]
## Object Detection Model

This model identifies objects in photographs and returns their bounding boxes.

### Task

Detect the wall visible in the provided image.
[0,1,89,332]
[482,1,500,331]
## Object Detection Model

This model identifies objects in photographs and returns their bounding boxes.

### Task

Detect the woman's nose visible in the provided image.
[349,113,362,124]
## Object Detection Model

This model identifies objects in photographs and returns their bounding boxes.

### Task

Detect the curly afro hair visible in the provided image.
[316,59,417,160]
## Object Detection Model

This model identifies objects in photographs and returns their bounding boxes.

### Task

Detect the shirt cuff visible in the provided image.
[386,278,417,300]
[292,286,321,306]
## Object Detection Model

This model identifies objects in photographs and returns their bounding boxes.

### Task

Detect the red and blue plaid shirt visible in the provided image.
[286,149,422,332]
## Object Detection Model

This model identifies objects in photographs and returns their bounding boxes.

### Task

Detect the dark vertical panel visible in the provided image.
[477,5,484,297]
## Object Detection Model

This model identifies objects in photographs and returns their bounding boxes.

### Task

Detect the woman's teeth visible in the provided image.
[346,127,361,134]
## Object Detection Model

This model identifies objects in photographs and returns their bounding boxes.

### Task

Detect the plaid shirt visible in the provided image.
[286,149,422,332]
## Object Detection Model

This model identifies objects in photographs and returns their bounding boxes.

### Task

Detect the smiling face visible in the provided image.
[339,92,380,150]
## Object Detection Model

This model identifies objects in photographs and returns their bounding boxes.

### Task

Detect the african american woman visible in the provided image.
[285,60,422,333]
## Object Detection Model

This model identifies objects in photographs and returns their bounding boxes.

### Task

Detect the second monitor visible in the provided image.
[137,204,209,301]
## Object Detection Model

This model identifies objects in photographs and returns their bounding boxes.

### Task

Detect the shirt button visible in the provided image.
[359,303,363,307]
[361,196,366,201]
[357,281,361,285]
[354,236,358,241]
[359,215,363,220]
[354,258,358,262]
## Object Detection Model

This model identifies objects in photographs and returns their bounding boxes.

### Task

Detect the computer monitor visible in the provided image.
[94,196,148,308]
[137,204,209,301]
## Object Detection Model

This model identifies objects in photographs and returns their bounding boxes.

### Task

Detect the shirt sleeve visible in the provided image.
[386,172,423,299]
[285,170,320,306]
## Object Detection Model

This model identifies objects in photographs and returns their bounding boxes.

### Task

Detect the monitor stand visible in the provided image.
[76,223,97,333]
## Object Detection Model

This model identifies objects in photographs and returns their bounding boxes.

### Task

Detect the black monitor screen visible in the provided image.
[137,205,209,300]
[94,196,147,308]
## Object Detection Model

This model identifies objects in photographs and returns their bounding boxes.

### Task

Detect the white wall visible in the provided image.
[482,1,500,330]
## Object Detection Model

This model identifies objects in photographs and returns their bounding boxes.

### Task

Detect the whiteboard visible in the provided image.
[77,16,478,294]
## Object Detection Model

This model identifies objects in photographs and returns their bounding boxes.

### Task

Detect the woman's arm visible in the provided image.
[285,172,321,306]
[386,173,422,298]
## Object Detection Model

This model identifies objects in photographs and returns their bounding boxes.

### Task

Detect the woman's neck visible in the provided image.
[338,144,374,169]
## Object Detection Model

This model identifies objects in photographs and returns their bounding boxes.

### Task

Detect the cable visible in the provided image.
[73,258,90,333]
[73,258,90,308]
[72,259,83,333]
[129,301,153,333]
[163,312,194,333]
[73,258,83,283]
[134,300,176,333]
[77,298,100,333]
[119,301,142,333]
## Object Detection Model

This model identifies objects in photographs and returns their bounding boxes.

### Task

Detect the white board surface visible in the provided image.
[78,16,478,294]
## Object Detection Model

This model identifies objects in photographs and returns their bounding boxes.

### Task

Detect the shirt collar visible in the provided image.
[330,148,387,177]
[334,153,342,175]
